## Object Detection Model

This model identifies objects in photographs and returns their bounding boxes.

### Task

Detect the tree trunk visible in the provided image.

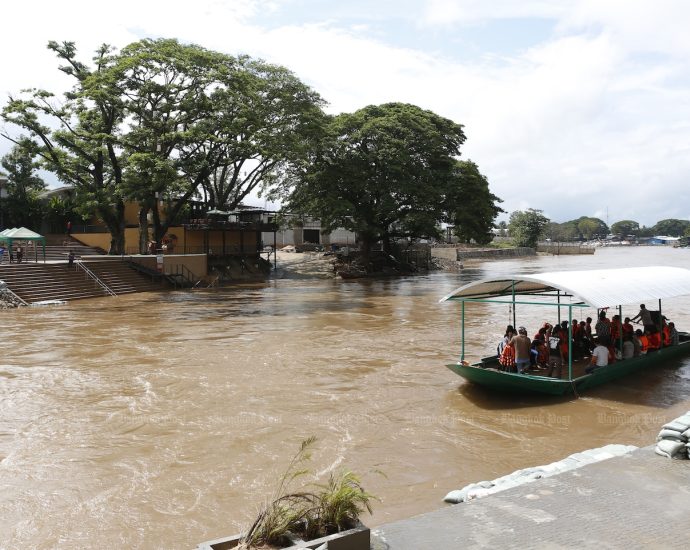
[138,205,149,254]
[98,200,126,255]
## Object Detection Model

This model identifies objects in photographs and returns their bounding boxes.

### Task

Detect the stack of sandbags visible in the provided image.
[655,412,690,459]
[444,444,637,504]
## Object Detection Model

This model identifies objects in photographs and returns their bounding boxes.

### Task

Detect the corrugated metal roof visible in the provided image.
[440,266,690,309]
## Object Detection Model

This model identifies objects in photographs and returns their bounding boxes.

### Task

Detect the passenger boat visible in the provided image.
[441,266,690,395]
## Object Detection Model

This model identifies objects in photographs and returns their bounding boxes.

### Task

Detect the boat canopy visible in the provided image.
[440,266,690,309]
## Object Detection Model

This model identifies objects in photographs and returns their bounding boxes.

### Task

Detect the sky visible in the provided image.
[1,0,689,227]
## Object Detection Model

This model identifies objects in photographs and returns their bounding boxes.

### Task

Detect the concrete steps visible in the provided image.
[0,260,164,303]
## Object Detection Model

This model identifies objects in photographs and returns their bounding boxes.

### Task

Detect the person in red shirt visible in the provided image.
[622,317,634,339]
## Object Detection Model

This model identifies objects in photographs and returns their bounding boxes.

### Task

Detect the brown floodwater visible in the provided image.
[2,247,690,549]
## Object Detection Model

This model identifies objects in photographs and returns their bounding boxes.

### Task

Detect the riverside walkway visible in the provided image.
[372,446,689,548]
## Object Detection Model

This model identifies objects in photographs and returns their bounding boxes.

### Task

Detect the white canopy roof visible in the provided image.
[440,266,690,309]
[0,227,44,240]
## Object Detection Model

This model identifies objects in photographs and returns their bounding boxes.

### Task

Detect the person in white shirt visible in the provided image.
[586,337,609,374]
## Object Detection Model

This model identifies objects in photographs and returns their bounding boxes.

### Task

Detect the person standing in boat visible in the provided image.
[595,311,611,345]
[510,326,532,374]
[631,304,654,332]
[547,323,565,379]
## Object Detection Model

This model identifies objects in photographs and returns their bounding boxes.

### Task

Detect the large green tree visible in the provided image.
[652,218,690,237]
[446,160,503,245]
[0,140,46,229]
[279,103,468,260]
[575,216,608,240]
[610,220,640,239]
[508,208,550,247]
[2,41,128,253]
[3,39,325,254]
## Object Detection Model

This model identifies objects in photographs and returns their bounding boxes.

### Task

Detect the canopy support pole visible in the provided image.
[511,279,517,328]
[618,305,623,352]
[461,301,465,362]
[568,305,573,381]
[557,291,561,324]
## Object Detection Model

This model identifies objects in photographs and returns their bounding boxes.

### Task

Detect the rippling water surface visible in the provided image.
[2,247,690,548]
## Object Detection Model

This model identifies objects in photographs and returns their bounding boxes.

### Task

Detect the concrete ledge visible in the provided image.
[373,446,690,548]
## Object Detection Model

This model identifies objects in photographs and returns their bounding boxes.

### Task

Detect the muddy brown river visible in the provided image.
[2,247,690,549]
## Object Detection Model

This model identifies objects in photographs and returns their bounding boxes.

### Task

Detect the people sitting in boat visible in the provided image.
[669,322,679,346]
[510,326,532,374]
[610,314,622,349]
[622,334,635,359]
[498,340,516,371]
[577,320,591,354]
[622,317,634,340]
[635,329,648,354]
[632,330,642,357]
[646,327,661,353]
[547,324,565,379]
[497,325,516,357]
[530,327,548,366]
[558,321,571,365]
[631,303,655,332]
[585,317,593,340]
[595,311,611,345]
[533,336,549,368]
[586,337,609,374]
[662,319,671,346]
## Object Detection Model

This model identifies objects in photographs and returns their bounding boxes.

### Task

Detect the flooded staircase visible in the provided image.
[0,260,164,304]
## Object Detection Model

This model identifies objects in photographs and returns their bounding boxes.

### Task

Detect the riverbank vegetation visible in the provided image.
[1,39,503,256]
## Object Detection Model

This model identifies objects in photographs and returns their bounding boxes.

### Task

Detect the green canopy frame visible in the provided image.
[0,227,46,263]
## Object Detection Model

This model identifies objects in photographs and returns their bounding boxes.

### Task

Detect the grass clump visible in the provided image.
[238,436,377,548]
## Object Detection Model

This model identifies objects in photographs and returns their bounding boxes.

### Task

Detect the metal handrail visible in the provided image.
[164,264,200,288]
[75,260,117,297]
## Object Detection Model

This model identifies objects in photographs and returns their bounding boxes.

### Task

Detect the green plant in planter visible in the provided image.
[301,470,376,540]
[238,437,376,549]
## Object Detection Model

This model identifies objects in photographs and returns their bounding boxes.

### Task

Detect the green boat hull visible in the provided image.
[447,338,690,396]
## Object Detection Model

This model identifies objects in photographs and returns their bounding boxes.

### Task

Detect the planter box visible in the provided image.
[197,523,370,550]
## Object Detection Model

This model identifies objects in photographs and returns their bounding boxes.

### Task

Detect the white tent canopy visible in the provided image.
[0,226,46,262]
[440,266,690,309]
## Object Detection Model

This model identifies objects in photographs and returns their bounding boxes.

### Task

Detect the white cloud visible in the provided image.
[1,0,689,226]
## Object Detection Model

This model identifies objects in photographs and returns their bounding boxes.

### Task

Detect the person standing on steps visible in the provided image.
[68,250,76,268]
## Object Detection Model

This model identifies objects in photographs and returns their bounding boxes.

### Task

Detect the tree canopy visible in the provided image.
[277,102,496,259]
[508,208,550,247]
[2,39,325,253]
[652,218,690,237]
[0,140,46,229]
[610,220,640,238]
[445,160,504,245]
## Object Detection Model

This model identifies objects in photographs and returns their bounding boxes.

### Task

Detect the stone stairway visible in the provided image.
[0,260,164,304]
[87,261,163,295]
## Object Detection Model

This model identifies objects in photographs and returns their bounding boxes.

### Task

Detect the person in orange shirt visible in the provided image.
[662,322,671,347]
[646,328,661,353]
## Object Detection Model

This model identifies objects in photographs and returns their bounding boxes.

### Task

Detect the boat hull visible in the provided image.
[447,338,690,396]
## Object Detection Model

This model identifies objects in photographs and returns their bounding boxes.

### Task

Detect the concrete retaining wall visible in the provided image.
[431,247,536,261]
[537,243,595,255]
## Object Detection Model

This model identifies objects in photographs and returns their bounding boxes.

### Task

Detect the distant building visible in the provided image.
[641,236,681,245]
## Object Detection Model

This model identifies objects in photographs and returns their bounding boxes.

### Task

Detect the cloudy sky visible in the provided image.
[1,0,689,227]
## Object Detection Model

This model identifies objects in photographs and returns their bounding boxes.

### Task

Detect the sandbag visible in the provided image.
[655,439,687,459]
[657,429,688,442]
